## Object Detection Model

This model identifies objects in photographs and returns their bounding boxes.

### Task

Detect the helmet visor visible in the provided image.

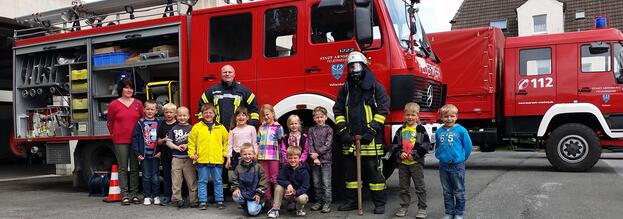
[348,62,364,73]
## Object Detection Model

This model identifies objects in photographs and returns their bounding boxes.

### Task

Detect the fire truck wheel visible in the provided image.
[80,143,116,184]
[545,123,601,172]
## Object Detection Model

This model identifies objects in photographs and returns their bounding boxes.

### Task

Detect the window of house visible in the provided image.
[520,48,551,76]
[264,7,297,58]
[490,19,508,30]
[209,13,252,62]
[310,4,353,44]
[581,43,611,72]
[533,14,547,33]
[575,11,585,20]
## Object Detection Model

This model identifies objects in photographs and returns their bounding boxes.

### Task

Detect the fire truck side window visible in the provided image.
[264,7,297,58]
[310,5,354,44]
[209,13,252,62]
[519,48,552,76]
[581,43,612,73]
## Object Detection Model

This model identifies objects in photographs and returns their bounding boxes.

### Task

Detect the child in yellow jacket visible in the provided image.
[188,103,228,210]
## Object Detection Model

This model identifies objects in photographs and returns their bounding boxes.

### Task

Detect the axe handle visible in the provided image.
[356,139,363,215]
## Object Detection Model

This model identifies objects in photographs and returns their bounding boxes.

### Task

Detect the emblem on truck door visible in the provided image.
[331,64,344,80]
[603,94,610,104]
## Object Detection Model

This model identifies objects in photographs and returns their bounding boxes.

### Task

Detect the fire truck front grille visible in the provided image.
[390,74,445,112]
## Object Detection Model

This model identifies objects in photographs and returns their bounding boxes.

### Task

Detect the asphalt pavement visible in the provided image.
[1,151,623,219]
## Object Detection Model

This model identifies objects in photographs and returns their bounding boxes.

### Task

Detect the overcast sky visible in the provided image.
[418,0,464,33]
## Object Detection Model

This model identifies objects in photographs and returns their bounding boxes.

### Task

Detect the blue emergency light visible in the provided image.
[595,17,608,29]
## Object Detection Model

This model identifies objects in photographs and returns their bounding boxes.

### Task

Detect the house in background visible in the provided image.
[451,0,623,36]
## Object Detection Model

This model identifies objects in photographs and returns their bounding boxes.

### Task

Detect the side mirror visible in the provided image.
[354,1,372,45]
[589,42,610,54]
[318,0,347,10]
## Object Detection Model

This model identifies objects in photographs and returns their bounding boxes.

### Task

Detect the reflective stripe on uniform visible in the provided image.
[233,97,241,112]
[369,183,385,191]
[345,181,359,189]
[373,114,386,124]
[250,112,259,120]
[364,105,373,123]
[201,93,209,104]
[335,115,346,124]
[223,183,229,189]
[246,93,255,105]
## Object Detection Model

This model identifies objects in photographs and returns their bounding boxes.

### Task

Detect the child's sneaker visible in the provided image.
[395,207,408,217]
[199,202,207,210]
[455,215,464,219]
[321,203,331,213]
[415,209,427,218]
[310,202,322,211]
[143,198,152,205]
[153,197,161,205]
[296,209,306,216]
[217,202,225,209]
[267,208,280,218]
[440,214,453,219]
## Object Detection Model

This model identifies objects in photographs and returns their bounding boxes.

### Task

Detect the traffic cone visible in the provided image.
[103,165,121,202]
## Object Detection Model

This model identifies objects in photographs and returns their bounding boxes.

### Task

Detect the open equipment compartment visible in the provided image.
[90,24,182,135]
[14,39,87,138]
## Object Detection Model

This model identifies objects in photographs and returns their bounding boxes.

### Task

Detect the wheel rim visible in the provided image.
[557,134,588,163]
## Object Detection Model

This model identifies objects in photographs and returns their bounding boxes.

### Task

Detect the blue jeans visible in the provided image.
[234,193,263,216]
[197,164,224,203]
[439,162,466,216]
[312,163,332,204]
[161,159,172,201]
[142,158,160,198]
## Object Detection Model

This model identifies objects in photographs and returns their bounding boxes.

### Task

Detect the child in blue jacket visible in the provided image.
[435,104,473,219]
[131,100,161,205]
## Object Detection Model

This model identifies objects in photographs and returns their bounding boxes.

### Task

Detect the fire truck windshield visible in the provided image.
[384,0,427,52]
[615,43,623,83]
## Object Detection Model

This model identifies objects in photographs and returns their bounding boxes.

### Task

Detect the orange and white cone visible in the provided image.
[103,165,121,202]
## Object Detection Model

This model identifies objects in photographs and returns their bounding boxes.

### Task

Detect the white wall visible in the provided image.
[517,0,564,36]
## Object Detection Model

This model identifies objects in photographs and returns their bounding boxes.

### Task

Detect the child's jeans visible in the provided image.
[161,158,172,201]
[141,157,160,198]
[259,160,279,200]
[312,163,332,204]
[273,184,308,210]
[399,162,427,209]
[197,164,224,203]
[233,194,263,216]
[439,162,466,216]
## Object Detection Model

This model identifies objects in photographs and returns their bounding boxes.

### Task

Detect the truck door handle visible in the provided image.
[305,67,321,73]
[124,34,142,39]
[578,87,592,93]
[515,90,527,95]
[203,74,216,81]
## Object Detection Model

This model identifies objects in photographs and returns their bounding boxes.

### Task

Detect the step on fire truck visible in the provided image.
[12,0,443,188]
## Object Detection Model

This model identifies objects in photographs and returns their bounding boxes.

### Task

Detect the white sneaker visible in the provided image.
[267,208,280,218]
[153,197,160,205]
[454,215,464,219]
[143,198,152,205]
[296,209,306,216]
[440,215,453,219]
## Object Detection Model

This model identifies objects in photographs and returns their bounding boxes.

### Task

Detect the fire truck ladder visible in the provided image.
[14,0,198,40]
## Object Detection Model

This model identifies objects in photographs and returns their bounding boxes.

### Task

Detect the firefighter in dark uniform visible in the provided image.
[334,51,390,214]
[197,64,260,196]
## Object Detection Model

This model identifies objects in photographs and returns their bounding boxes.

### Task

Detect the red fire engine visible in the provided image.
[12,0,443,186]
[429,27,623,172]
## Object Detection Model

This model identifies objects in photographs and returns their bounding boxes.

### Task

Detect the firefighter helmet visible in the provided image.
[346,51,367,65]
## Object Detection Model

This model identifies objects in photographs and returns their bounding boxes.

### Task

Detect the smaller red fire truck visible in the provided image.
[429,27,623,172]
